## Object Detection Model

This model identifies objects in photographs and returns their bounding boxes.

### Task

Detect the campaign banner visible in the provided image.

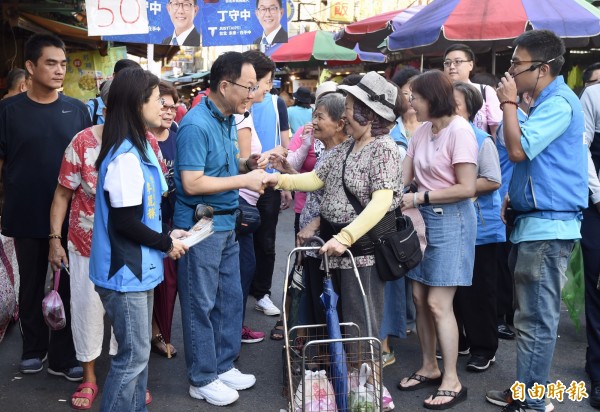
[63,47,128,101]
[103,0,202,47]
[200,0,288,47]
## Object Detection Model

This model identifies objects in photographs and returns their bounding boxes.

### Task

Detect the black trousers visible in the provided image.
[251,188,281,299]
[582,206,600,383]
[455,242,500,359]
[14,237,77,370]
[496,227,514,324]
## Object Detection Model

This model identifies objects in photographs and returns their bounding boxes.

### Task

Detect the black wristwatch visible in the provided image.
[424,191,430,205]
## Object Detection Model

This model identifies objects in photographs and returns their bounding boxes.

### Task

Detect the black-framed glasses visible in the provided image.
[225,80,259,96]
[168,1,194,11]
[256,6,280,15]
[443,59,472,67]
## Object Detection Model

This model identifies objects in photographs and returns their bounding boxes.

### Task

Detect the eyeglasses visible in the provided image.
[443,59,472,68]
[158,97,166,106]
[161,104,177,113]
[168,2,194,11]
[225,80,260,96]
[256,6,280,15]
[408,94,418,103]
[509,60,545,68]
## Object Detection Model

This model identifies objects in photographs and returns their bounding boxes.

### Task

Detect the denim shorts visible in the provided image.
[407,199,476,287]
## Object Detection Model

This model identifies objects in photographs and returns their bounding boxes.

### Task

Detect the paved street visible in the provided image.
[0,208,592,411]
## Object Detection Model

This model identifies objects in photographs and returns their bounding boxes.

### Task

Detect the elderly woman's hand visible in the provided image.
[268,153,294,174]
[320,237,348,257]
[400,192,418,212]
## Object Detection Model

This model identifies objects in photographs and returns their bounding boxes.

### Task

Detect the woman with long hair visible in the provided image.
[90,68,188,412]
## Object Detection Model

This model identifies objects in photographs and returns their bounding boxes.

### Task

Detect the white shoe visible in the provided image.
[218,368,256,390]
[255,294,281,316]
[189,380,239,406]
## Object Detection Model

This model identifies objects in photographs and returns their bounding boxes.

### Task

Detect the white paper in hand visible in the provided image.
[181,217,213,248]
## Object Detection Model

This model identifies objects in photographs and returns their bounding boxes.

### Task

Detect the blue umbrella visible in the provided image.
[317,241,348,412]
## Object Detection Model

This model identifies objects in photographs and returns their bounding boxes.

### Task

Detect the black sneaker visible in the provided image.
[500,400,536,411]
[466,354,495,372]
[436,347,470,360]
[498,323,516,340]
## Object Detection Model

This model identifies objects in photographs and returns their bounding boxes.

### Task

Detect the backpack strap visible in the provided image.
[92,98,99,125]
[480,84,487,103]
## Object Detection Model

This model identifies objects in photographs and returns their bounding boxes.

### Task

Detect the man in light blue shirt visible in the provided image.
[487,30,588,412]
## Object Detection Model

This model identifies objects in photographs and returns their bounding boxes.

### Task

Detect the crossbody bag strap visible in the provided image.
[341,141,364,215]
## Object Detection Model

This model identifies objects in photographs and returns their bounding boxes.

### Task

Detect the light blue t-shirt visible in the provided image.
[510,96,581,243]
[173,98,239,232]
[287,105,312,135]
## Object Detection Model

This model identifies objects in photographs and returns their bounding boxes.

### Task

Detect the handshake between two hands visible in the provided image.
[243,152,284,195]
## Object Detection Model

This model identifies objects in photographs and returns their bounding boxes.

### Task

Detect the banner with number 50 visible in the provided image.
[86,0,150,36]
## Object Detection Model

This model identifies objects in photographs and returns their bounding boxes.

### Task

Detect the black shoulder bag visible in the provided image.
[339,142,422,281]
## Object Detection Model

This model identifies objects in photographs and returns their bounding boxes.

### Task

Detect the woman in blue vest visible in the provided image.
[90,68,188,412]
[452,82,505,374]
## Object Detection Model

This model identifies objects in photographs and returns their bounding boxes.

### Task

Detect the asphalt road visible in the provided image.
[0,208,593,411]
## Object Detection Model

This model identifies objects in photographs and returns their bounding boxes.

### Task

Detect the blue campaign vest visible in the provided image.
[389,118,409,149]
[471,124,505,245]
[251,94,280,173]
[90,140,164,292]
[508,77,588,221]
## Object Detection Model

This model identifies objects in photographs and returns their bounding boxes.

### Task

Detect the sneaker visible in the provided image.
[466,354,496,372]
[436,347,470,360]
[498,323,516,340]
[47,365,84,382]
[218,368,256,390]
[241,326,265,344]
[255,294,281,316]
[383,385,395,411]
[19,354,47,374]
[189,380,239,406]
[501,400,536,412]
[382,350,396,368]
[486,388,554,412]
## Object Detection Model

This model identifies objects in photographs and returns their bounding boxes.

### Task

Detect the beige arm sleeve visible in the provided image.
[275,171,325,192]
[333,189,394,246]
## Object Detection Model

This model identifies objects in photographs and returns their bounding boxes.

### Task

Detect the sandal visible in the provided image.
[397,372,442,392]
[270,320,285,341]
[71,382,98,410]
[423,386,467,410]
[151,333,177,358]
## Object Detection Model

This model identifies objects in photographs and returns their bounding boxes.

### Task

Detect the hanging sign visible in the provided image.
[86,0,150,36]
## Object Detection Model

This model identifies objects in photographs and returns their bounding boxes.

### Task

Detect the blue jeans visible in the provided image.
[95,286,153,412]
[239,231,255,321]
[178,230,242,387]
[509,240,574,412]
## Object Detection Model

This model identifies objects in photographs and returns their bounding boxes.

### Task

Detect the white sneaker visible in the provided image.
[255,294,281,316]
[189,380,239,406]
[218,368,256,390]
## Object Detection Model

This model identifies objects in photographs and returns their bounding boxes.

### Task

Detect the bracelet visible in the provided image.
[49,234,62,239]
[424,190,430,205]
[500,101,518,110]
[413,194,418,208]
[244,158,252,172]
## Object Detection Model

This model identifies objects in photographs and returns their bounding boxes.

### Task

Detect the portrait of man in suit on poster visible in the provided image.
[253,0,288,52]
[162,0,201,46]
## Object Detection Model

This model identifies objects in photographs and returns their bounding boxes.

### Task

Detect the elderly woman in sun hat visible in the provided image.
[263,71,406,345]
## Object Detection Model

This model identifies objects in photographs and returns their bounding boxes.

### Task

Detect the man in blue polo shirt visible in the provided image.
[174,51,267,407]
[486,30,588,412]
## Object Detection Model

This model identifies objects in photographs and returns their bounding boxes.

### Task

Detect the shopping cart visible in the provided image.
[282,237,383,412]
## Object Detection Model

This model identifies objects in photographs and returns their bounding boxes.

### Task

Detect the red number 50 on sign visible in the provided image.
[85,0,150,36]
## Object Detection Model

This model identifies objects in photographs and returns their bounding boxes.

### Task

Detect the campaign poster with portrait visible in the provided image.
[103,0,202,47]
[200,0,288,47]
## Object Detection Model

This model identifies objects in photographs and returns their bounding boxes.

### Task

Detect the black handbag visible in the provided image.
[340,142,422,281]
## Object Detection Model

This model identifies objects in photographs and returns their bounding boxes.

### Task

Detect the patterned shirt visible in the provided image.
[315,135,402,268]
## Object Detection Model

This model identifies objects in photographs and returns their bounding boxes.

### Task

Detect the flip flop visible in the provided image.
[270,319,284,341]
[71,382,98,410]
[423,386,468,410]
[397,372,443,392]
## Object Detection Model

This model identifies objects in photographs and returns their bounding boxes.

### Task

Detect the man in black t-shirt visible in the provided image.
[0,34,91,380]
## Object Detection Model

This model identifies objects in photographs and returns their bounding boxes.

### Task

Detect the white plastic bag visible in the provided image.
[293,369,337,412]
[348,363,376,412]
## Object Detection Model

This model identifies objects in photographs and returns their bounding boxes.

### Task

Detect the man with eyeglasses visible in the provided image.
[485,29,588,412]
[253,0,288,52]
[162,0,200,47]
[173,51,267,407]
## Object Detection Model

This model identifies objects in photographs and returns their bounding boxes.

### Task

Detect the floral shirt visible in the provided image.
[315,135,402,269]
[58,128,166,257]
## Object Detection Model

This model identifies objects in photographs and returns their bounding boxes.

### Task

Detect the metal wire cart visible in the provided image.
[282,237,383,411]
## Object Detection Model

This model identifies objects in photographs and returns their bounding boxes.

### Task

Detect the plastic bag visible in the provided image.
[349,363,376,412]
[41,270,66,330]
[562,241,585,331]
[294,369,337,412]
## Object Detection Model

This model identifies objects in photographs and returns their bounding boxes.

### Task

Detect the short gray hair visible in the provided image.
[315,92,345,121]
